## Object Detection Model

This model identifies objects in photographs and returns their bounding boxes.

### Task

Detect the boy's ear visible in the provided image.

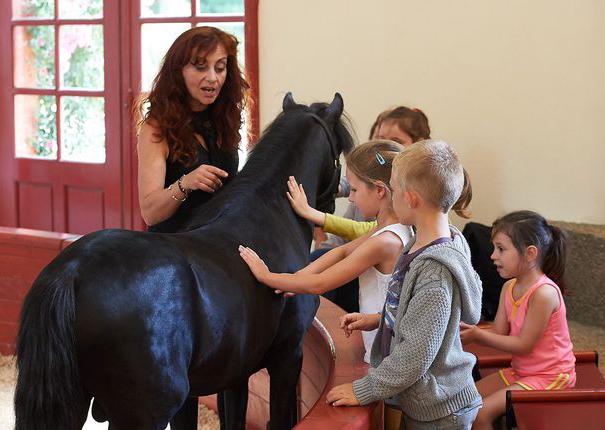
[405,189,420,208]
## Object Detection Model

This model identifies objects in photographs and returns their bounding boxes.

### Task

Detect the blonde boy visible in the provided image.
[327,140,483,429]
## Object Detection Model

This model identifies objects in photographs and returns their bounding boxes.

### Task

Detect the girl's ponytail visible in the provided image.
[543,224,567,293]
[492,211,568,292]
[452,168,473,219]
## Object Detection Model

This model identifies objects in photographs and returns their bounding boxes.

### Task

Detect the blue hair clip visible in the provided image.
[375,151,386,165]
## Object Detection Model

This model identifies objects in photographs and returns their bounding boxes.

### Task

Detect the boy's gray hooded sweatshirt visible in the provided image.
[352,225,483,421]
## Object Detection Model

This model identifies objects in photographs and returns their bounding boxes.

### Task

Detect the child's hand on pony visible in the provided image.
[238,246,296,297]
[239,246,270,283]
[286,176,325,226]
[340,313,381,337]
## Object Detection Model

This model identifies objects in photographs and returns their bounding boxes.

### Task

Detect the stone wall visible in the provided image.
[552,222,605,329]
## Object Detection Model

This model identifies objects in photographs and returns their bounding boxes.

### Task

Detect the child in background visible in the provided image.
[239,140,413,362]
[327,140,483,430]
[319,106,432,245]
[459,210,575,430]
[312,107,432,312]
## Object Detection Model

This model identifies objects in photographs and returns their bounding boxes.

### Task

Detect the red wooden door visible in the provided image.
[0,0,124,235]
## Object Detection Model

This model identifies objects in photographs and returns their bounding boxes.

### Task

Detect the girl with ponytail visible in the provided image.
[460,210,575,430]
[240,140,414,363]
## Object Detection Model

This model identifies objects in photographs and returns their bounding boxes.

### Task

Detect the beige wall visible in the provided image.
[257,0,605,225]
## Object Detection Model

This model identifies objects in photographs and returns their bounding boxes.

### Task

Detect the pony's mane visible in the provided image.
[182,101,356,231]
[248,102,355,162]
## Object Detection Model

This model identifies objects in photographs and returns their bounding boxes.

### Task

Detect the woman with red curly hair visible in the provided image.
[137,26,249,232]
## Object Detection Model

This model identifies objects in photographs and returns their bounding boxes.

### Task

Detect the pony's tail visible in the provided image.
[15,269,84,430]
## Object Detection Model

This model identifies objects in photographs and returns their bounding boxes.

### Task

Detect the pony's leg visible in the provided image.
[217,382,249,430]
[98,384,186,430]
[74,394,93,430]
[169,396,198,430]
[265,295,318,430]
[266,348,303,430]
[107,420,168,430]
[90,361,190,430]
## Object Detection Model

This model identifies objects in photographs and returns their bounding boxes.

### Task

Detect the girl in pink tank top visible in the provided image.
[459,210,575,430]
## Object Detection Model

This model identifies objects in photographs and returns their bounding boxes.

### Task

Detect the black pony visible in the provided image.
[15,93,354,430]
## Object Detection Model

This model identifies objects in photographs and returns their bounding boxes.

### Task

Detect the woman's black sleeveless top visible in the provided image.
[148,110,238,233]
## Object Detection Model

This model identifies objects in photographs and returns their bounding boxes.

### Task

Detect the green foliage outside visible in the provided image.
[61,25,105,161]
[146,0,244,15]
[21,0,105,160]
[20,0,53,17]
[30,96,57,158]
[201,0,244,14]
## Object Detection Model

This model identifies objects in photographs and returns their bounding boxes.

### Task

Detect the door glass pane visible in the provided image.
[197,22,244,67]
[60,96,105,163]
[12,0,55,18]
[197,0,243,15]
[14,25,55,89]
[58,0,103,19]
[140,0,191,17]
[60,25,104,90]
[15,95,58,159]
[141,22,190,91]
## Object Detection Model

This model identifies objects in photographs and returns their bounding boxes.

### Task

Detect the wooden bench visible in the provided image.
[464,342,605,389]
[464,342,605,430]
[505,389,605,430]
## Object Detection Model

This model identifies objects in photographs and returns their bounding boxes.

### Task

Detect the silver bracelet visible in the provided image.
[168,183,187,202]
[177,175,190,195]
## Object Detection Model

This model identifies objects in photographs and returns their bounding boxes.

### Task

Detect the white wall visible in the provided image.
[257,0,605,225]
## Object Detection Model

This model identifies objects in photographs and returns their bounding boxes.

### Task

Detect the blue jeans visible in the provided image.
[400,399,482,430]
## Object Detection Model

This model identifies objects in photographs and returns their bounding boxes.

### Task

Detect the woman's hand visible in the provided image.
[459,321,479,345]
[182,165,228,193]
[340,313,381,337]
[326,383,360,407]
[239,246,270,283]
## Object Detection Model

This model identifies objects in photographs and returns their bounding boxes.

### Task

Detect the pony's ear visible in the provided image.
[282,92,298,111]
[324,93,344,121]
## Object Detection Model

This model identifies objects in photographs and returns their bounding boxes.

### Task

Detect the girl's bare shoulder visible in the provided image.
[363,230,404,254]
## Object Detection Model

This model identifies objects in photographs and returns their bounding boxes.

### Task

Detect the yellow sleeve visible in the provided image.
[323,213,377,241]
